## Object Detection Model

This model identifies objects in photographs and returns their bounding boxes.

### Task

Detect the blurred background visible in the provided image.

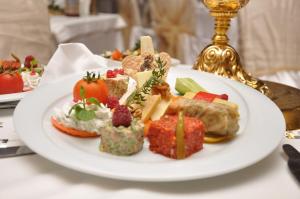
[0,0,299,84]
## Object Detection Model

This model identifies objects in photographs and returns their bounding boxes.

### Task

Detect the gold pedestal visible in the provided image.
[193,0,270,96]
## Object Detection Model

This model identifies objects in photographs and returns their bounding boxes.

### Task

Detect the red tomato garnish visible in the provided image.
[73,73,109,104]
[0,72,24,94]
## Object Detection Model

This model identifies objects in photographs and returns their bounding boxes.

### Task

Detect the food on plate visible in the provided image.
[147,112,205,159]
[183,92,196,99]
[122,36,171,77]
[73,71,108,104]
[150,98,172,121]
[106,96,120,109]
[133,70,152,88]
[0,71,24,94]
[0,55,24,94]
[141,95,161,122]
[111,49,123,61]
[166,97,240,137]
[101,40,140,61]
[21,55,44,91]
[151,81,172,100]
[0,54,44,94]
[0,54,21,70]
[51,35,241,159]
[106,41,140,60]
[125,57,170,119]
[102,68,129,99]
[52,87,112,137]
[175,77,206,95]
[100,105,144,156]
[193,91,228,102]
[213,98,238,110]
[140,36,155,54]
[51,117,98,137]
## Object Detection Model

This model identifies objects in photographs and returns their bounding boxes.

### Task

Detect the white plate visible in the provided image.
[0,92,28,103]
[13,67,285,182]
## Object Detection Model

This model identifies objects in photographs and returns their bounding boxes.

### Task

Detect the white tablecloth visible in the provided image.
[0,65,300,199]
[50,14,126,54]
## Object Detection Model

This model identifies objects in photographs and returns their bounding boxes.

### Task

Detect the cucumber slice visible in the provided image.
[175,78,206,95]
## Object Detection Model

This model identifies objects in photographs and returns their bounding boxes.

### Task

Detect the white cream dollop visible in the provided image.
[21,71,41,90]
[53,102,112,135]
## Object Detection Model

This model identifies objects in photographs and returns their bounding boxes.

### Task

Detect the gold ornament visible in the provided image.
[193,0,270,96]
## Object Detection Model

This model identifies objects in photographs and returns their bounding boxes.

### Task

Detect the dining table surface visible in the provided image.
[0,64,300,199]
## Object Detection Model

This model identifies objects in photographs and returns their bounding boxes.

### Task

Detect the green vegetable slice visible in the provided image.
[175,78,206,95]
[176,111,185,159]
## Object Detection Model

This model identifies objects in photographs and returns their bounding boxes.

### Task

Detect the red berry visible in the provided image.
[106,70,117,78]
[106,96,119,109]
[24,55,35,68]
[112,105,132,127]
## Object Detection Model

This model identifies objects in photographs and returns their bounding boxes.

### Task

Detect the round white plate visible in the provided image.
[13,67,285,182]
[0,92,28,103]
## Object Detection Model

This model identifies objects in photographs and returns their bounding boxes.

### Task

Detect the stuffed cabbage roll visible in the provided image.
[166,98,239,136]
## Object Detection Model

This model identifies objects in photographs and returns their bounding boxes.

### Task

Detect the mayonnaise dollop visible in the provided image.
[53,102,112,135]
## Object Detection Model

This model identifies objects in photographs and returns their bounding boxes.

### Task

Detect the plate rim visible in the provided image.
[0,92,28,103]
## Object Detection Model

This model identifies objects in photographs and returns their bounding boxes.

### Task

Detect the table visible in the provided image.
[50,14,127,54]
[0,66,300,198]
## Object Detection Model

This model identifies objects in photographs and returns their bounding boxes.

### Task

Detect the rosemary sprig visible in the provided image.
[126,57,166,106]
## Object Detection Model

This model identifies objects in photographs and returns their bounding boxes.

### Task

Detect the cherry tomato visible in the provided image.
[73,78,109,104]
[0,72,24,94]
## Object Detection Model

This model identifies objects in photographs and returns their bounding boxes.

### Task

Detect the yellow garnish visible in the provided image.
[176,111,185,159]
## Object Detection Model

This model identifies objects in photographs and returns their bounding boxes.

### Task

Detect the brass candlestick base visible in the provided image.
[193,0,270,96]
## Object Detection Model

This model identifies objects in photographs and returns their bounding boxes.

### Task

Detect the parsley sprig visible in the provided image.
[68,87,102,121]
[126,57,166,106]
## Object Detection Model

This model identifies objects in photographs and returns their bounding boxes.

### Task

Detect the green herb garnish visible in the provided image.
[83,71,101,83]
[68,86,102,121]
[126,57,166,106]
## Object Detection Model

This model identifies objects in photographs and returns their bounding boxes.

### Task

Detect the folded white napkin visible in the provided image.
[40,43,107,85]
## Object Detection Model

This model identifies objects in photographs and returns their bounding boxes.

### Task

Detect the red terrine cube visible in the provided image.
[147,115,205,159]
